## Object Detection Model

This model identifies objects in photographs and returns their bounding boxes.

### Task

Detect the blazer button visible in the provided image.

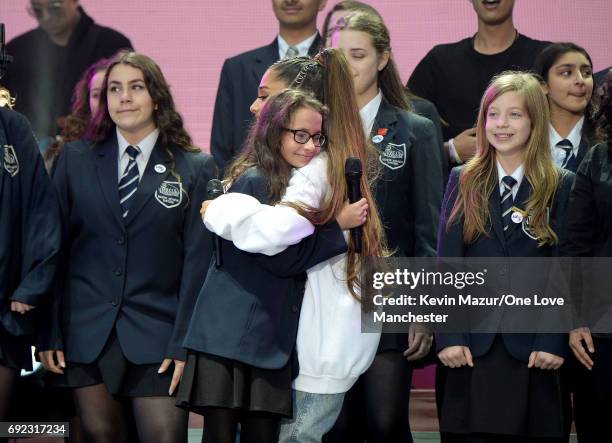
[291,305,299,313]
[117,236,125,245]
[114,267,122,276]
[111,300,119,307]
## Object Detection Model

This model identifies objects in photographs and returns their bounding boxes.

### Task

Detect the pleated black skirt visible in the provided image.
[176,351,292,418]
[50,330,172,397]
[440,335,568,439]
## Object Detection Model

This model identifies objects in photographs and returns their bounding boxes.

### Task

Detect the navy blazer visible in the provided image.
[0,107,60,337]
[210,35,321,172]
[372,100,443,352]
[411,98,449,183]
[46,135,217,364]
[436,166,574,362]
[183,167,347,370]
[570,122,597,173]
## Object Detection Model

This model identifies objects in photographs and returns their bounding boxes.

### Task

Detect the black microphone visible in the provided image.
[206,179,224,268]
[345,157,363,253]
[0,24,14,80]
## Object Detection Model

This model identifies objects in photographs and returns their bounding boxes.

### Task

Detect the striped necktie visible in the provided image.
[285,46,299,59]
[119,145,141,218]
[556,139,575,169]
[501,175,517,237]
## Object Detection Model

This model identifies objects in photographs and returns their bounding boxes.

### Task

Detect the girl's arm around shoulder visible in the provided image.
[204,155,329,256]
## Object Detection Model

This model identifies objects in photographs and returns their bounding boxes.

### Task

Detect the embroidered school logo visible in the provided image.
[155,181,183,208]
[3,145,19,177]
[379,143,406,170]
[520,207,551,241]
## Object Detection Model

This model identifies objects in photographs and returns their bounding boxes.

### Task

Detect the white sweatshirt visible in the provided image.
[204,153,380,394]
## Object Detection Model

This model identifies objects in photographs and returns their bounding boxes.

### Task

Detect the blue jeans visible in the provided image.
[278,390,345,443]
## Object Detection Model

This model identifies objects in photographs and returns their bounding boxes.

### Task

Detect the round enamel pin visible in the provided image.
[154,164,166,173]
[372,135,384,144]
[511,211,523,224]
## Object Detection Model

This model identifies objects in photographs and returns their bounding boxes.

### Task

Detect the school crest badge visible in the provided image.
[521,208,550,241]
[379,143,406,170]
[155,181,183,208]
[3,145,19,177]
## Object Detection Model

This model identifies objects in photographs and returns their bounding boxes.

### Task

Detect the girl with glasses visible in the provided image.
[190,48,388,442]
[178,88,367,443]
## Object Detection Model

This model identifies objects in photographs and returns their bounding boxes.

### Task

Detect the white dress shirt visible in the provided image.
[116,128,159,182]
[277,32,318,60]
[549,117,584,167]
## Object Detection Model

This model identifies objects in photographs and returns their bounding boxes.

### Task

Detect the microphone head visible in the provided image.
[345,157,362,177]
[206,179,224,198]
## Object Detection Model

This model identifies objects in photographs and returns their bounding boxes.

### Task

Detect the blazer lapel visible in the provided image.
[506,178,532,240]
[123,141,172,226]
[252,40,279,84]
[372,99,399,147]
[489,186,506,247]
[94,137,123,227]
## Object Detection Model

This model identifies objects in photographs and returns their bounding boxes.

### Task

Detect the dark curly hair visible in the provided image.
[87,50,198,153]
[597,71,612,141]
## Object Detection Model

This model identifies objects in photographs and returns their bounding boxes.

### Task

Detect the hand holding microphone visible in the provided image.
[344,157,364,253]
[206,179,224,268]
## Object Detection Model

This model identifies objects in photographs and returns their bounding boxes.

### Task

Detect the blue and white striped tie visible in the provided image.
[118,145,141,218]
[501,175,517,237]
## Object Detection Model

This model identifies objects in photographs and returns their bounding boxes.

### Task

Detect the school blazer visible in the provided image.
[372,100,444,352]
[0,107,60,337]
[436,166,575,362]
[571,124,597,173]
[373,99,443,258]
[563,142,612,337]
[183,167,347,370]
[411,97,449,183]
[46,135,217,364]
[210,35,321,172]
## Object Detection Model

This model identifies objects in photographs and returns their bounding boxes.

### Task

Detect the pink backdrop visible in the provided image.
[2,0,611,389]
[2,0,611,151]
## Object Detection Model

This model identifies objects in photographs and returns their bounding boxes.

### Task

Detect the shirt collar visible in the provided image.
[549,116,584,155]
[117,127,160,162]
[277,32,318,59]
[496,160,524,192]
[359,90,383,136]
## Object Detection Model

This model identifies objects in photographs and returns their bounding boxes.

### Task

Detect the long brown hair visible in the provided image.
[87,51,198,153]
[44,57,111,170]
[447,72,560,246]
[332,11,412,111]
[269,49,388,300]
[226,88,327,205]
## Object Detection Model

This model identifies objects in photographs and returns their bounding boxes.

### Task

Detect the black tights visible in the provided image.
[324,351,414,443]
[0,363,17,419]
[73,384,188,443]
[202,407,280,443]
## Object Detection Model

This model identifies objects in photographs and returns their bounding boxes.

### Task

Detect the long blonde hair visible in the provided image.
[447,71,560,246]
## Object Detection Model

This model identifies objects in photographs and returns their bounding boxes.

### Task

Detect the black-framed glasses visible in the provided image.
[282,128,326,147]
[27,1,66,19]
